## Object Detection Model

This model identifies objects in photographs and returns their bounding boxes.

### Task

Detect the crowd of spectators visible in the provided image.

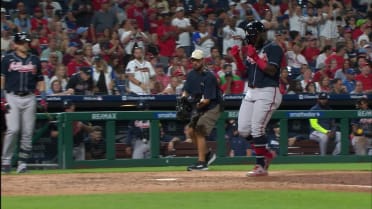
[1,0,371,97]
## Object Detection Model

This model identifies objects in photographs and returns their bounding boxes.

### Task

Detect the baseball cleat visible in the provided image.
[246,165,268,177]
[16,163,28,174]
[187,161,208,171]
[206,150,216,166]
[1,165,11,174]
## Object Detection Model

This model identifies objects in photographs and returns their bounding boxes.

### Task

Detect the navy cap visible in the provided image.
[318,92,329,100]
[80,66,92,75]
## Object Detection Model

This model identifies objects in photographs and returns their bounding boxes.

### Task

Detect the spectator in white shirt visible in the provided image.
[288,2,306,36]
[315,45,333,70]
[92,55,113,95]
[192,21,215,58]
[172,7,193,56]
[318,1,342,48]
[125,47,156,95]
[222,16,245,56]
[286,42,308,79]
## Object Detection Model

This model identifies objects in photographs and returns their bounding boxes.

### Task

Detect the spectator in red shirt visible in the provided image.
[354,62,372,94]
[38,27,50,52]
[352,19,367,41]
[92,0,103,11]
[313,63,332,82]
[220,71,244,95]
[279,0,289,16]
[302,36,320,71]
[30,7,49,32]
[67,49,91,77]
[156,13,177,66]
[126,0,146,31]
[153,63,170,92]
[146,8,160,34]
[325,43,347,76]
[253,0,270,18]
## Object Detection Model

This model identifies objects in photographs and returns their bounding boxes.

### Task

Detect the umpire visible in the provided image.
[181,49,222,171]
[1,32,47,174]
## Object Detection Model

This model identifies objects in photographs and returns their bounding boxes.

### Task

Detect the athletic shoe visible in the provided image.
[205,150,216,166]
[187,161,208,171]
[16,163,28,174]
[1,165,11,174]
[264,150,277,171]
[246,165,268,177]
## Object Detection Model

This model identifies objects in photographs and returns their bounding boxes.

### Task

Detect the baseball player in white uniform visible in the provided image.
[235,21,284,177]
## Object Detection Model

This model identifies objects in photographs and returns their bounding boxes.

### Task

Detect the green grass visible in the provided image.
[2,163,371,209]
[2,190,371,209]
[14,162,372,175]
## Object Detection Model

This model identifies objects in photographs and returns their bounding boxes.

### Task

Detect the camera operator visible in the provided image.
[181,49,222,171]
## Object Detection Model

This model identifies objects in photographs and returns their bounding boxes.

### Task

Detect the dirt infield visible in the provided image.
[1,170,371,196]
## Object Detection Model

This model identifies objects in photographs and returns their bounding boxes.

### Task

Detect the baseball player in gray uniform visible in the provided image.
[236,21,284,177]
[1,32,47,174]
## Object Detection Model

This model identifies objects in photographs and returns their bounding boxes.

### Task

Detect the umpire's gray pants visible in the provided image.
[2,93,36,165]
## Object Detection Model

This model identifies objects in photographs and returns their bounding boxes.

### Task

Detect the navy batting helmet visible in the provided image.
[14,32,32,43]
[245,21,266,44]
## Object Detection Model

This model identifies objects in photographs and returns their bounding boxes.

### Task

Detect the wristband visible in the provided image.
[256,58,267,71]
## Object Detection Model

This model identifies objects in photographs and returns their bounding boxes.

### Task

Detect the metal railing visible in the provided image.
[32,110,372,169]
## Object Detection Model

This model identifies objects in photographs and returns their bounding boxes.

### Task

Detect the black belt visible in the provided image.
[7,91,32,96]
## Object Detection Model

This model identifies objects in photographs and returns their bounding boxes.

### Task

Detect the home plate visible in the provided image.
[154,178,178,181]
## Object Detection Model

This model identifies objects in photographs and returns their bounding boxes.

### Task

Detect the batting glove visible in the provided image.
[1,98,9,113]
[247,45,267,70]
[230,45,245,73]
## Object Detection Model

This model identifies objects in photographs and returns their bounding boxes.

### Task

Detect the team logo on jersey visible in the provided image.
[9,61,36,74]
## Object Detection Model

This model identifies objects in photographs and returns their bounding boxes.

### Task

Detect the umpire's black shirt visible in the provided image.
[183,69,221,111]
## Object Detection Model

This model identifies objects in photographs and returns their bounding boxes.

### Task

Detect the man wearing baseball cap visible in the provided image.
[308,92,341,156]
[1,32,47,173]
[342,68,357,93]
[65,66,94,95]
[180,49,223,171]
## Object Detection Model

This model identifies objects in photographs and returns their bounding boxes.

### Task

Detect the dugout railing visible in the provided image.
[32,110,372,169]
